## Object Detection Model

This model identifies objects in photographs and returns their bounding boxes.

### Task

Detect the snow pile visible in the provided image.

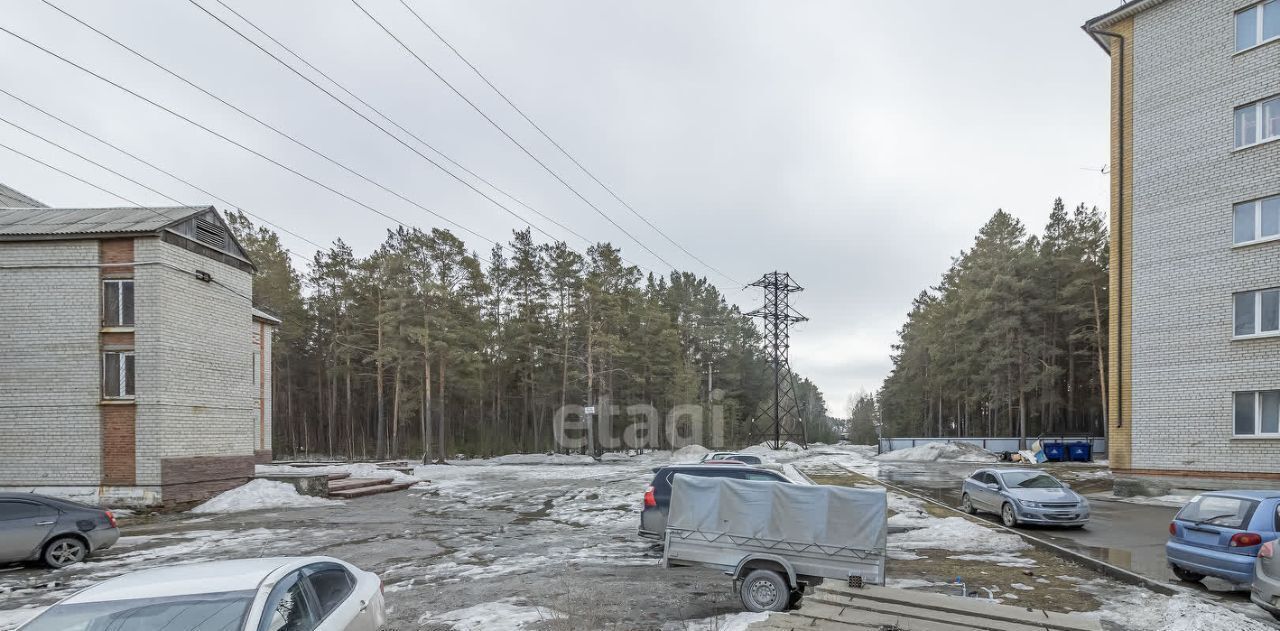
[661,611,770,631]
[599,452,631,462]
[418,599,560,630]
[256,462,421,485]
[487,453,596,466]
[890,516,1029,553]
[0,606,46,631]
[874,442,998,463]
[671,444,711,463]
[190,479,338,514]
[948,552,1037,568]
[1089,589,1274,631]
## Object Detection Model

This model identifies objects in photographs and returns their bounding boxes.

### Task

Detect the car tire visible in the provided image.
[1270,610,1280,623]
[43,536,87,569]
[1001,503,1018,528]
[740,569,789,612]
[960,494,977,515]
[1171,566,1205,583]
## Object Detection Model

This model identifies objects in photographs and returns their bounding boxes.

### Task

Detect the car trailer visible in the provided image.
[661,475,887,612]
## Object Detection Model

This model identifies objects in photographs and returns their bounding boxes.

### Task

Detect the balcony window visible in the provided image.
[1236,1,1280,52]
[1235,96,1280,148]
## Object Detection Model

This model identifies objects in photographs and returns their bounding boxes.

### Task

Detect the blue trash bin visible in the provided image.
[1042,442,1066,462]
[1068,441,1092,462]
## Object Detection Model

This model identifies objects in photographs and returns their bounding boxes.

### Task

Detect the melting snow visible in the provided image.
[418,599,560,630]
[890,516,1029,554]
[874,442,998,463]
[190,479,338,513]
[662,611,771,631]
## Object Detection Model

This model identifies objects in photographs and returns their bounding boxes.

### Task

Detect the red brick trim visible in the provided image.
[99,238,134,278]
[254,450,273,465]
[160,455,255,505]
[101,405,136,485]
[1115,468,1280,480]
[100,331,134,348]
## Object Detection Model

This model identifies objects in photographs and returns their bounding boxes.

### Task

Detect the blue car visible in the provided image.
[960,468,1090,528]
[1166,491,1280,585]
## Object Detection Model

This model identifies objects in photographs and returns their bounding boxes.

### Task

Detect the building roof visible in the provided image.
[252,307,283,326]
[0,205,210,238]
[1082,0,1172,52]
[0,183,47,208]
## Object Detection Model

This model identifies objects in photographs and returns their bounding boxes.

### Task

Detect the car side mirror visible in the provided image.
[1063,483,1072,489]
[986,483,1000,491]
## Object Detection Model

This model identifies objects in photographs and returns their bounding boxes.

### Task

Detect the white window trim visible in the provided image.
[1233,390,1280,438]
[1233,288,1280,339]
[102,279,134,327]
[102,351,135,400]
[1234,96,1280,150]
[1232,195,1280,246]
[1234,0,1280,54]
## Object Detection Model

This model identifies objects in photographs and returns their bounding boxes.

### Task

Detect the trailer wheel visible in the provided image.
[740,569,789,612]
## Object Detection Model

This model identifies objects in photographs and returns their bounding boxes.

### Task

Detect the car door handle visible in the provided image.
[359,600,368,612]
[35,521,54,526]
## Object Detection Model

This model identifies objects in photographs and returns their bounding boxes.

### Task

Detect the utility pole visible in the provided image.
[746,272,808,450]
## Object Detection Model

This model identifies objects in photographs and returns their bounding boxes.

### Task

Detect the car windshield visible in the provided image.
[22,591,255,631]
[999,472,1062,489]
[1176,495,1258,529]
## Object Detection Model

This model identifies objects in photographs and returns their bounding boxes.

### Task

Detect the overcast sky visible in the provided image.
[0,1,1118,414]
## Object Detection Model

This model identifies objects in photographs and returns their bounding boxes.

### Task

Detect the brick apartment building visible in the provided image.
[0,185,279,506]
[1084,0,1280,476]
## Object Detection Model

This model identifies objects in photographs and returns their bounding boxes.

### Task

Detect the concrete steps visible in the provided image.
[327,478,417,499]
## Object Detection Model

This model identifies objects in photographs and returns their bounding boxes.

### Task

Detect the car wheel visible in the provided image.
[1171,566,1205,583]
[43,537,87,569]
[1270,610,1280,623]
[960,494,977,515]
[740,569,789,612]
[1001,503,1018,528]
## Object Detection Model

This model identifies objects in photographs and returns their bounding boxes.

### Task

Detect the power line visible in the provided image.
[348,0,681,273]
[0,22,496,262]
[180,0,589,255]
[37,0,499,251]
[0,92,325,255]
[0,140,147,208]
[399,0,742,287]
[206,0,597,251]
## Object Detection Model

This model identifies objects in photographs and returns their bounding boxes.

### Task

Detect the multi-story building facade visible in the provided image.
[0,189,278,506]
[1085,0,1280,477]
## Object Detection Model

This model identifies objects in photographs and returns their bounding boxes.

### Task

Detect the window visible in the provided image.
[1236,96,1280,148]
[102,280,134,327]
[1234,288,1280,337]
[1176,495,1258,529]
[303,565,354,619]
[1236,391,1280,437]
[1234,195,1280,244]
[1236,1,1280,52]
[0,500,55,521]
[22,591,256,631]
[258,572,316,631]
[103,351,135,399]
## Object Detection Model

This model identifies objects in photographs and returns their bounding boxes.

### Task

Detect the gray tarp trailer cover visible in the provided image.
[663,474,887,609]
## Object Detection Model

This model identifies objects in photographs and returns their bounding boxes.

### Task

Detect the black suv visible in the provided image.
[638,464,791,540]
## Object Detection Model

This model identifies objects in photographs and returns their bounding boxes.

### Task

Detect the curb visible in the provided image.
[829,463,1180,597]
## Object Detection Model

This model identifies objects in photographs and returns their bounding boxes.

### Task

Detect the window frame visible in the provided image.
[300,563,355,623]
[102,351,136,400]
[256,570,319,631]
[101,279,135,328]
[1234,390,1280,438]
[1233,288,1280,339]
[1235,96,1280,150]
[1235,0,1280,53]
[1233,194,1280,246]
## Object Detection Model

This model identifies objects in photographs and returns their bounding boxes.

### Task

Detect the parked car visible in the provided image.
[1253,535,1280,621]
[639,464,791,540]
[19,556,385,631]
[699,452,765,465]
[1166,490,1280,586]
[960,469,1090,528]
[0,492,119,569]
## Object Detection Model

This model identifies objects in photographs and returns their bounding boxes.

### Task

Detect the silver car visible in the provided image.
[960,468,1089,528]
[0,492,120,568]
[1253,538,1280,622]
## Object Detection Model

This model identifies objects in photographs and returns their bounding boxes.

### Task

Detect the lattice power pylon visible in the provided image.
[746,272,808,450]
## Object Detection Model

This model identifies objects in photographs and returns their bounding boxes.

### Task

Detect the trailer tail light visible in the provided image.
[643,485,656,508]
[105,510,117,528]
[1168,522,1176,537]
[1230,533,1262,548]
[1262,541,1275,559]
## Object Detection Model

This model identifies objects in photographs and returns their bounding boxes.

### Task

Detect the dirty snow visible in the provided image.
[662,611,771,631]
[1092,493,1194,508]
[671,444,711,462]
[890,516,1029,554]
[190,479,338,513]
[0,606,46,631]
[885,578,947,589]
[257,462,422,484]
[947,552,1037,568]
[1081,582,1275,631]
[418,599,560,630]
[874,442,998,463]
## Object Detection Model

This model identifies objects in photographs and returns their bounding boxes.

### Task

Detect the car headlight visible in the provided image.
[1019,500,1041,508]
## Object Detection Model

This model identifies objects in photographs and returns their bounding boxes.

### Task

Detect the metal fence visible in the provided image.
[878,436,1107,458]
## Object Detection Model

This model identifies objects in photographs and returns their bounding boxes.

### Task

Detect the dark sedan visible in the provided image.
[639,464,791,540]
[0,492,119,568]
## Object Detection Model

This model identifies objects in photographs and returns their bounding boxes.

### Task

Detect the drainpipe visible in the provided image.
[1088,28,1125,430]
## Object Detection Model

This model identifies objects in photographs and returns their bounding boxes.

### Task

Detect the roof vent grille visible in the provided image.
[195,216,226,250]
